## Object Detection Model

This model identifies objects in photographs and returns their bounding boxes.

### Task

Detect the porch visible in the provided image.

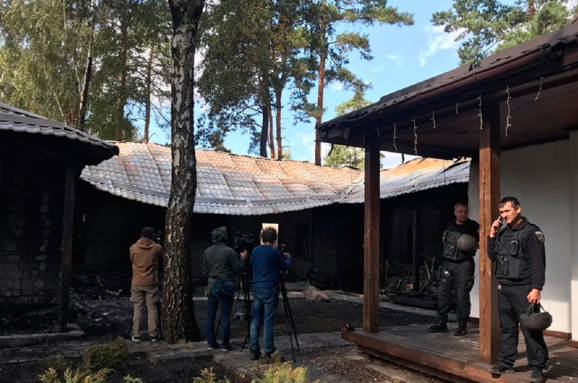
[343,325,577,383]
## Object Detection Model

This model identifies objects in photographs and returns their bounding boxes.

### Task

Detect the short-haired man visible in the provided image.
[203,227,247,351]
[130,226,163,342]
[249,227,290,360]
[488,197,549,383]
[429,202,479,336]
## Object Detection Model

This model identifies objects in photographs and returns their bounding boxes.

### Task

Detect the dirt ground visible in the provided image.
[0,272,443,383]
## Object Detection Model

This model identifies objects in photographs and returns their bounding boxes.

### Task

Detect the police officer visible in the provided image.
[488,197,548,383]
[428,202,479,336]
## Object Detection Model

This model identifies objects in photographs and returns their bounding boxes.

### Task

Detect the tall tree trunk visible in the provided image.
[527,0,535,19]
[275,90,282,160]
[163,0,204,343]
[78,3,96,131]
[115,12,129,141]
[144,45,155,143]
[314,22,327,166]
[268,101,275,159]
[260,101,268,157]
[78,55,93,131]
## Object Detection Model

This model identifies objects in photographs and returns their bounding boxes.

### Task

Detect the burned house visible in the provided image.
[78,142,469,293]
[0,102,118,317]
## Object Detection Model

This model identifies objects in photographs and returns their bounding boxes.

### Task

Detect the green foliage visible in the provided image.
[192,367,232,383]
[0,0,171,140]
[123,375,145,383]
[251,363,321,383]
[82,337,128,373]
[38,367,110,383]
[432,0,575,64]
[324,91,381,169]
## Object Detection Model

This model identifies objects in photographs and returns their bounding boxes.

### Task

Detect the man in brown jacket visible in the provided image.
[130,226,163,342]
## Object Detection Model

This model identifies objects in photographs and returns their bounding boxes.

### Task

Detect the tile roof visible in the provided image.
[342,157,470,204]
[81,143,470,215]
[0,101,118,161]
[81,143,364,215]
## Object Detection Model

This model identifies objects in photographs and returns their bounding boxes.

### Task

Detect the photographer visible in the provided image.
[249,227,290,360]
[203,227,247,351]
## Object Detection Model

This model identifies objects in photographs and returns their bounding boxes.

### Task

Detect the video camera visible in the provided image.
[233,231,255,254]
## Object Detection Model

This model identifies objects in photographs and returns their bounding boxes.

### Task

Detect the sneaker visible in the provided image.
[250,349,260,360]
[151,336,160,342]
[207,343,220,350]
[221,345,233,352]
[131,336,141,343]
[530,367,545,383]
[489,362,514,375]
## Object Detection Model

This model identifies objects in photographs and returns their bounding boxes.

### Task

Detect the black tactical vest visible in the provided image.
[442,230,463,260]
[495,229,529,279]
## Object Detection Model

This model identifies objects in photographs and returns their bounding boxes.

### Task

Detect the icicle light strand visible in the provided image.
[506,86,512,137]
[478,95,483,130]
[413,117,418,155]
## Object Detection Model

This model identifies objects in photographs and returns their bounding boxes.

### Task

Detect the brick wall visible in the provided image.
[0,152,66,306]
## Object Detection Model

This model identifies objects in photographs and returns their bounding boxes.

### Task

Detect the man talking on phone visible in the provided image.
[487,197,548,383]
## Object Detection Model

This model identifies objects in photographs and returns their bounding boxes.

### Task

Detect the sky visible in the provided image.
[147,0,485,168]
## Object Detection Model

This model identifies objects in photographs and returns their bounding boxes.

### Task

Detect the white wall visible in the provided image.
[469,139,574,335]
[570,132,578,341]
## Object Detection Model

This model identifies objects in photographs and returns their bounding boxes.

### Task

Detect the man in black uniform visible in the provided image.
[428,202,479,336]
[488,197,548,383]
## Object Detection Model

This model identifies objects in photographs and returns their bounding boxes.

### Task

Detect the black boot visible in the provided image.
[530,367,545,383]
[428,318,448,333]
[454,320,467,336]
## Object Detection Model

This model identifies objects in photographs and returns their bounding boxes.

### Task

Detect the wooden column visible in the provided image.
[59,164,76,332]
[412,204,420,292]
[479,104,501,364]
[363,137,380,333]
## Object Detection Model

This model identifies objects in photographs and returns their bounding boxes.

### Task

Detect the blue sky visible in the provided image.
[149,0,469,168]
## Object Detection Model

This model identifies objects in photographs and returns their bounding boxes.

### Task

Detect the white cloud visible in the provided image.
[381,152,420,169]
[329,82,345,91]
[387,53,405,67]
[419,25,463,67]
[371,65,385,73]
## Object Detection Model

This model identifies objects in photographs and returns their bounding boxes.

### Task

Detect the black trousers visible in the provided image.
[437,258,474,321]
[497,284,549,368]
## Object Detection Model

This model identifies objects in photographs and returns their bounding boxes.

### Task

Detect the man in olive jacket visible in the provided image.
[130,226,163,342]
[203,227,247,351]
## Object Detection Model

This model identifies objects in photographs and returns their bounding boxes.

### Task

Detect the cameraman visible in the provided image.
[249,227,290,360]
[203,227,247,351]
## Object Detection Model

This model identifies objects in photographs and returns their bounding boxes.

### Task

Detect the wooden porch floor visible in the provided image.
[342,324,578,383]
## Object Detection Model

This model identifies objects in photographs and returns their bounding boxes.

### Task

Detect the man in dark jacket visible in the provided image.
[487,197,548,383]
[130,226,163,342]
[203,227,247,351]
[429,202,479,336]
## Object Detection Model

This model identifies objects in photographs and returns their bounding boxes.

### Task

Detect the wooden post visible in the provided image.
[363,137,380,333]
[412,204,420,292]
[479,103,501,364]
[59,164,76,332]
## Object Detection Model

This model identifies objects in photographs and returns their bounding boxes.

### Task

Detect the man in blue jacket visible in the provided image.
[249,227,291,360]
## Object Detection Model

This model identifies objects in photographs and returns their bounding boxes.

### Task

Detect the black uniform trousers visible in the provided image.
[437,258,475,321]
[497,284,549,369]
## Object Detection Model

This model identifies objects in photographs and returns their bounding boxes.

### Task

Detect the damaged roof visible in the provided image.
[342,157,470,204]
[81,142,364,215]
[81,143,470,215]
[0,101,119,164]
